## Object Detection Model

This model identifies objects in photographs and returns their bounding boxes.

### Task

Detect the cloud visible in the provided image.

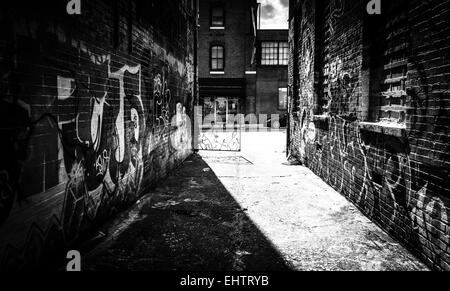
[259,0,289,29]
[279,0,289,7]
[261,4,276,19]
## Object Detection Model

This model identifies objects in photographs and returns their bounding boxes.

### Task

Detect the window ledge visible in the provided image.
[260,64,289,67]
[210,27,225,30]
[359,122,407,138]
[210,71,225,75]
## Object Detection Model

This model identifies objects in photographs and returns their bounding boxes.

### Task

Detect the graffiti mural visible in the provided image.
[198,126,241,152]
[171,103,191,152]
[327,0,345,36]
[297,114,450,269]
[55,56,147,242]
[323,57,359,116]
[154,67,172,130]
[0,0,196,269]
[289,0,450,271]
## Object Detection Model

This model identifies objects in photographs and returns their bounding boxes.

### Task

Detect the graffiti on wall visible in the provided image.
[0,0,198,269]
[299,22,314,112]
[171,102,191,152]
[327,0,345,36]
[290,0,450,270]
[0,40,193,269]
[154,67,172,130]
[297,115,450,268]
[56,55,147,242]
[198,130,241,152]
[323,57,359,115]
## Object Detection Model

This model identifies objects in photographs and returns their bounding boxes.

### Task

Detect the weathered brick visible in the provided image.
[288,0,450,271]
[0,0,197,270]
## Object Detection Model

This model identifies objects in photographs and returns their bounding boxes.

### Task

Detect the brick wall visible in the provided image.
[289,0,450,270]
[198,0,256,79]
[0,0,197,270]
[255,68,288,115]
[256,30,289,117]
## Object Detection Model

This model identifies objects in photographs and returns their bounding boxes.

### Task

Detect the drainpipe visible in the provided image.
[258,2,261,30]
[194,0,199,107]
[192,0,200,152]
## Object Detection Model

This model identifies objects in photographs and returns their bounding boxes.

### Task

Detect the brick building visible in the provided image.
[0,0,198,270]
[198,0,258,124]
[256,29,289,126]
[198,0,289,126]
[288,0,450,270]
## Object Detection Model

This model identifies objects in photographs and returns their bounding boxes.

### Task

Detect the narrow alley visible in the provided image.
[82,131,428,271]
[1,0,449,275]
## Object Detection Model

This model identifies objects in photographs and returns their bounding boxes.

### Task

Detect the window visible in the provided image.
[261,42,289,65]
[279,88,288,110]
[377,6,408,124]
[211,6,224,27]
[211,45,224,71]
[261,42,278,65]
[278,42,289,65]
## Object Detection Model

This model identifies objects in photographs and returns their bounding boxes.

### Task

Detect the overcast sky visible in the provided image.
[259,0,289,30]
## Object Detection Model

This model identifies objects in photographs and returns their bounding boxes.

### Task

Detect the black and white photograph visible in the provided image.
[0,0,449,284]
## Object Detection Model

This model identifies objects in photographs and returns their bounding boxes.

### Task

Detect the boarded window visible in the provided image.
[377,7,408,124]
[320,0,332,113]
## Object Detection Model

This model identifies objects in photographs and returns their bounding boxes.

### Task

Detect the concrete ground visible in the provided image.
[82,130,429,271]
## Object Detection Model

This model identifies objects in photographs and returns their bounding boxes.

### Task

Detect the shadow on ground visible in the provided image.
[82,154,293,271]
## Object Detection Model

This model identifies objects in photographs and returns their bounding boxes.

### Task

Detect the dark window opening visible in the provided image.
[211,6,225,27]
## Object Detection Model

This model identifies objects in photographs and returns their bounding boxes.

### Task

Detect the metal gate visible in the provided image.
[194,97,242,152]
